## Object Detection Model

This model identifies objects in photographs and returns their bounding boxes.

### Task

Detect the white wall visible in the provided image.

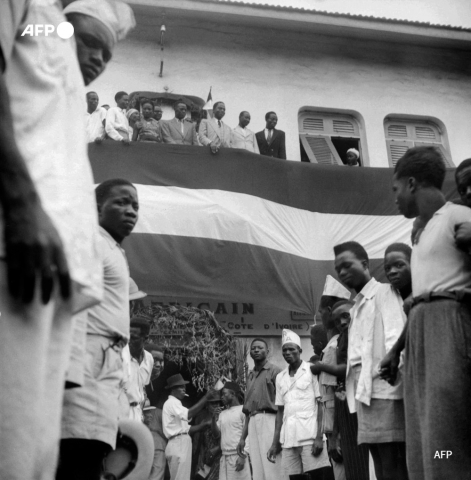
[91,16,471,166]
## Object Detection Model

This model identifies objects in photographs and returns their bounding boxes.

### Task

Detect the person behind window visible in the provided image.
[346,148,360,167]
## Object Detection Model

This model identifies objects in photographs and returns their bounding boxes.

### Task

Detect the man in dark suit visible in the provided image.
[256,111,286,159]
[161,101,198,145]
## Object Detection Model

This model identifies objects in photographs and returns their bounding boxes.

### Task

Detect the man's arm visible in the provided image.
[253,132,260,154]
[211,408,221,439]
[236,413,250,457]
[187,390,211,420]
[191,123,198,146]
[0,72,70,304]
[267,407,284,463]
[310,362,346,378]
[379,317,409,385]
[198,120,212,147]
[312,398,323,456]
[279,131,286,160]
[105,109,128,143]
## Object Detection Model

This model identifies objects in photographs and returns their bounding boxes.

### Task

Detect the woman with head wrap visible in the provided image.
[126,108,140,140]
[346,148,360,167]
[132,101,162,143]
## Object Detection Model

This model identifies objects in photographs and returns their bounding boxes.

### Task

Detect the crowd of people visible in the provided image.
[86,90,362,166]
[1,1,470,480]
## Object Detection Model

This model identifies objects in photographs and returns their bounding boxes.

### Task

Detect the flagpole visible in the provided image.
[159,14,166,78]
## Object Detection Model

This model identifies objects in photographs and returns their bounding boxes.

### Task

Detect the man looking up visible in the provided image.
[237,339,283,480]
[333,241,407,480]
[268,329,330,480]
[199,101,233,154]
[256,111,286,159]
[64,0,135,86]
[163,375,215,480]
[212,382,251,480]
[161,100,198,145]
[232,111,260,153]
[380,146,471,479]
[59,179,139,480]
[106,91,131,144]
[85,91,106,143]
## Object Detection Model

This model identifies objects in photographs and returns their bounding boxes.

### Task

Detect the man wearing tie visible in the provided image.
[198,101,233,154]
[232,111,260,154]
[256,111,286,159]
[161,101,198,145]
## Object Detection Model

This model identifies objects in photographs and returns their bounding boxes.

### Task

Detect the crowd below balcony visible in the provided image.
[86,90,361,166]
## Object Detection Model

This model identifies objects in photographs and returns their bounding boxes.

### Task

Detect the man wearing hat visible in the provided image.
[212,382,251,480]
[163,375,215,480]
[268,330,331,480]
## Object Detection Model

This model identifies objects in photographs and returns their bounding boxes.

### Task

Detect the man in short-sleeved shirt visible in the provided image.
[86,91,107,142]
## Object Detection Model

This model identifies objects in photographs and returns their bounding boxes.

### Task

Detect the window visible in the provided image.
[384,117,453,167]
[299,110,366,166]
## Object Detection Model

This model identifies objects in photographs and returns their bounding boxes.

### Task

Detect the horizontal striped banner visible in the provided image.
[89,142,458,315]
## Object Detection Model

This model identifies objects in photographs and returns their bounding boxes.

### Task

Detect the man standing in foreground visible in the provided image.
[0,2,103,478]
[163,374,215,480]
[268,330,330,480]
[59,179,139,480]
[237,339,284,480]
[380,146,471,480]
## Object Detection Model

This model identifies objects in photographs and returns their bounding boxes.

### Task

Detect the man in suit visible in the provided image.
[161,101,198,145]
[256,111,286,159]
[232,111,260,154]
[198,101,233,154]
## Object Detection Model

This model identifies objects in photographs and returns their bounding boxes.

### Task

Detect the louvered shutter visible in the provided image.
[300,134,343,165]
[386,140,414,166]
[303,118,324,133]
[414,142,453,167]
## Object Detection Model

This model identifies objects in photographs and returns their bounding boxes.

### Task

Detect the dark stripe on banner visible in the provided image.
[89,141,458,216]
[124,233,389,316]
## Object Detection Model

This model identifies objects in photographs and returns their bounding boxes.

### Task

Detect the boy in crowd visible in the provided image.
[380,147,471,479]
[333,241,407,480]
[212,382,251,480]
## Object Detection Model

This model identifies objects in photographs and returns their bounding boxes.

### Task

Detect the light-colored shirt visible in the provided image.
[105,107,129,141]
[275,361,321,448]
[0,0,103,313]
[319,335,339,387]
[243,361,282,414]
[162,395,190,439]
[346,278,406,412]
[85,106,106,142]
[411,202,471,296]
[264,128,274,140]
[232,125,260,154]
[87,227,130,340]
[217,405,246,454]
[124,349,153,405]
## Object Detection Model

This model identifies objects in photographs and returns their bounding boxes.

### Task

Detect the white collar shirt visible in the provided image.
[124,349,153,404]
[275,360,321,448]
[319,335,339,387]
[412,202,471,296]
[346,278,406,412]
[162,395,190,439]
[85,106,106,142]
[213,117,223,128]
[105,107,129,141]
[87,227,130,340]
[265,128,275,140]
[232,126,260,154]
[0,0,103,313]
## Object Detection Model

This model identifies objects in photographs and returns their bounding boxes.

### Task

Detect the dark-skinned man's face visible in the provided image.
[250,341,268,362]
[334,251,369,292]
[213,103,226,120]
[86,92,99,111]
[282,343,301,365]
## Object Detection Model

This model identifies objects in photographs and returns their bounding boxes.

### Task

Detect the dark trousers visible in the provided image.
[404,301,471,480]
[367,442,408,480]
[56,438,111,480]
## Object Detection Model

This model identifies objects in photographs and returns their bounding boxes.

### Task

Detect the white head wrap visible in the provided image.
[346,148,360,159]
[64,0,136,45]
[322,275,351,299]
[282,329,301,348]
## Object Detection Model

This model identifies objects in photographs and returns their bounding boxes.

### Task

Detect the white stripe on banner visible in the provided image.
[133,185,413,261]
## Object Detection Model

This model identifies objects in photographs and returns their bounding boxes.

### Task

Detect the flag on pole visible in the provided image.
[203,87,213,111]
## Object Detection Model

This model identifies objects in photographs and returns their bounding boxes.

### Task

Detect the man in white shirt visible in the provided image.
[198,101,233,153]
[124,317,154,421]
[106,91,131,144]
[0,2,105,478]
[163,375,215,480]
[212,382,251,480]
[86,91,107,143]
[59,179,139,480]
[380,146,471,480]
[333,241,407,480]
[232,111,260,154]
[268,330,330,479]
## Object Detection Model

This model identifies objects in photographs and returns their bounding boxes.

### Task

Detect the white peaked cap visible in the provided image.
[322,275,351,300]
[282,329,301,348]
[64,0,136,45]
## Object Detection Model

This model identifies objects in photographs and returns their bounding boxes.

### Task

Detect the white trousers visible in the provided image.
[165,434,192,480]
[220,454,252,480]
[0,265,73,480]
[248,413,283,480]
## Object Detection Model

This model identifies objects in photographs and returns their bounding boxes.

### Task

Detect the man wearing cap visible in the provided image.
[268,330,331,480]
[237,338,283,480]
[212,382,251,480]
[345,148,360,167]
[163,375,214,480]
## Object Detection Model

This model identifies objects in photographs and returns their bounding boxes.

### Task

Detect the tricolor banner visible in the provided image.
[89,142,458,314]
